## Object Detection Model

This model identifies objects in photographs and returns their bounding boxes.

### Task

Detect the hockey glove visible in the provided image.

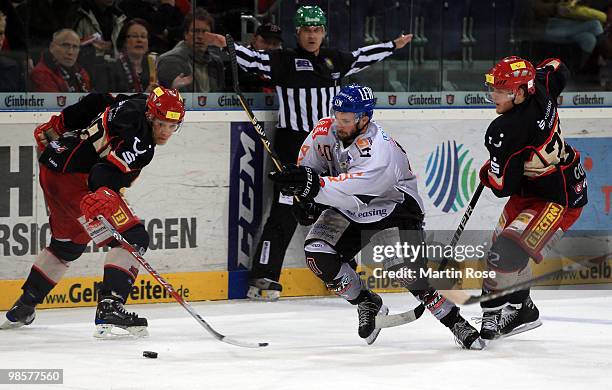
[80,187,122,221]
[34,114,65,152]
[479,160,492,189]
[269,164,321,200]
[292,201,326,226]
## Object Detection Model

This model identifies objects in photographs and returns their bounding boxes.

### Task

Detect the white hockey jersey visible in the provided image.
[297,117,424,223]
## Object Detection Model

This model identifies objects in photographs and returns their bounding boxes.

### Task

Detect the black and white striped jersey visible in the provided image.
[234,41,396,132]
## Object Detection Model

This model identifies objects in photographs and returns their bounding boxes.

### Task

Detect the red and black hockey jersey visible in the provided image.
[483,59,588,209]
[39,93,154,191]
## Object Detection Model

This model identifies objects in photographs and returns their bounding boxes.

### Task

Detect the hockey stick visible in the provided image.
[375,303,425,328]
[437,182,485,272]
[95,216,269,348]
[225,34,283,173]
[441,252,612,305]
[376,183,484,327]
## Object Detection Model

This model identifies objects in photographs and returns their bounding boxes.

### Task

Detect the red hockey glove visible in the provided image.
[80,187,122,221]
[34,114,65,152]
[479,160,492,188]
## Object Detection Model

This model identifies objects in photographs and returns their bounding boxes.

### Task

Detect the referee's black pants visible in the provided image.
[249,129,308,282]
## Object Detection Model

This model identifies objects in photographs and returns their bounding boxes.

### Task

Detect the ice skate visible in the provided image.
[451,316,486,350]
[94,293,148,338]
[476,308,502,341]
[0,297,36,330]
[357,291,388,345]
[499,297,542,338]
[247,278,282,302]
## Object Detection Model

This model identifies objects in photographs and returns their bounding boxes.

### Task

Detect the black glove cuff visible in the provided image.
[300,166,320,200]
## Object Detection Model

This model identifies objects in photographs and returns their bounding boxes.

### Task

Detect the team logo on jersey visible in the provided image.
[388,95,397,105]
[111,206,129,227]
[197,96,207,107]
[49,140,68,153]
[356,137,372,157]
[312,118,332,139]
[425,141,478,213]
[56,95,67,107]
[295,59,314,71]
[446,94,455,105]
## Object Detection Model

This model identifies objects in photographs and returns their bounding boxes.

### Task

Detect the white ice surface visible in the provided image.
[1,290,611,390]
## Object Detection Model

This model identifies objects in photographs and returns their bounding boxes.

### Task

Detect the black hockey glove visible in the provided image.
[292,201,326,226]
[269,164,320,200]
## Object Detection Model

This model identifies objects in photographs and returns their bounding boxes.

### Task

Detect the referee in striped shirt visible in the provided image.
[208,6,412,300]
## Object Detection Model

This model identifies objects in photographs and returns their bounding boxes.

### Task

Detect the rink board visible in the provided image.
[0,109,610,310]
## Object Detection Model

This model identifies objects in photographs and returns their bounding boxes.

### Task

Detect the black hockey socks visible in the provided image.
[21,266,56,305]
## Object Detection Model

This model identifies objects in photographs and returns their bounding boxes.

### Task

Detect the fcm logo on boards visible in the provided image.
[425,141,477,213]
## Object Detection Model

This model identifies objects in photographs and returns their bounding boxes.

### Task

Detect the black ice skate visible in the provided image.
[478,309,502,341]
[451,316,486,350]
[0,297,36,330]
[247,278,282,302]
[94,293,148,338]
[499,297,542,338]
[357,291,388,345]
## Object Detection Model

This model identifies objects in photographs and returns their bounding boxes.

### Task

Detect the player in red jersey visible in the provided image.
[1,86,185,338]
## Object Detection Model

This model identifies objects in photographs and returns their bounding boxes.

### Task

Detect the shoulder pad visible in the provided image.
[312,118,334,140]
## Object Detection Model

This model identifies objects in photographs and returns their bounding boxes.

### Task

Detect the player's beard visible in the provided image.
[336,127,359,146]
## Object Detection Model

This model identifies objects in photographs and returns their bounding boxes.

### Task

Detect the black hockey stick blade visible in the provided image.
[440,252,612,306]
[375,303,425,328]
[95,216,269,348]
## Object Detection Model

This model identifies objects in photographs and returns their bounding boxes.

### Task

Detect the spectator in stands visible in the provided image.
[251,22,283,50]
[0,11,5,46]
[157,7,225,92]
[117,0,184,53]
[30,29,92,92]
[0,9,5,47]
[73,0,127,58]
[0,0,27,52]
[238,22,282,93]
[519,0,605,69]
[0,10,23,91]
[95,18,157,92]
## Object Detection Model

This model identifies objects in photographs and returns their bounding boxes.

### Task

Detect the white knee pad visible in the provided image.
[305,240,337,255]
[33,248,70,284]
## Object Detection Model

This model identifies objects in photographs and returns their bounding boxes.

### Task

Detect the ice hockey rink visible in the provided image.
[0,289,610,390]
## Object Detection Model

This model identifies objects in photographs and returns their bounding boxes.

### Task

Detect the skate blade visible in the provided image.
[94,324,149,339]
[365,305,389,345]
[0,319,26,330]
[246,286,280,302]
[501,319,542,339]
[468,337,487,350]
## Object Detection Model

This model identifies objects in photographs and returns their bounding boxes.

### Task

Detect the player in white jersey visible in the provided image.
[270,84,485,349]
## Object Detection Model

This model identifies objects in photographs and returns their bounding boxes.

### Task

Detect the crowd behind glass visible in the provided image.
[1,0,611,95]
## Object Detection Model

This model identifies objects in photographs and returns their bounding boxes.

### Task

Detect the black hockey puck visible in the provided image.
[143,351,158,359]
